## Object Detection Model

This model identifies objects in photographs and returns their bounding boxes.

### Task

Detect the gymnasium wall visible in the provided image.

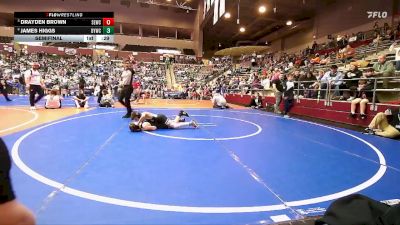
[274,0,394,54]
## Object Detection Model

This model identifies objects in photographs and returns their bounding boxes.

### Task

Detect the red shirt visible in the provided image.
[133,81,141,89]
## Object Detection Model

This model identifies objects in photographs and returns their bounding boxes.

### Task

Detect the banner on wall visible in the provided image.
[211,0,225,25]
[213,0,220,25]
[65,48,77,55]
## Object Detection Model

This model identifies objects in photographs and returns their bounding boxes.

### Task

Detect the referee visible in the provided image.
[25,62,44,110]
[0,138,35,225]
[119,61,134,118]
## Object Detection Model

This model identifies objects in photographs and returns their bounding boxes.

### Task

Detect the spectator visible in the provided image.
[0,77,12,102]
[73,89,89,109]
[372,54,395,88]
[307,70,324,98]
[373,22,380,33]
[272,73,285,113]
[99,89,115,108]
[18,72,26,96]
[249,92,263,109]
[320,65,344,98]
[310,53,321,64]
[344,64,362,101]
[283,73,295,118]
[364,107,400,139]
[350,79,373,119]
[211,92,228,109]
[389,42,400,71]
[44,90,63,109]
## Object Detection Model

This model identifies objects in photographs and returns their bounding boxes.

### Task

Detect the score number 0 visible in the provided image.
[103,18,114,26]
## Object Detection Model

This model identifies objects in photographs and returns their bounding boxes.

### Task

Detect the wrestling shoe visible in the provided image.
[363,127,375,135]
[190,120,199,128]
[179,110,190,117]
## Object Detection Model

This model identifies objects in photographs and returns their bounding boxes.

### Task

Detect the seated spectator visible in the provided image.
[320,65,344,98]
[307,70,324,98]
[350,59,369,68]
[372,54,395,88]
[298,71,315,97]
[372,31,382,45]
[261,75,271,89]
[44,90,63,109]
[343,45,355,59]
[211,92,228,109]
[319,55,331,65]
[310,54,321,64]
[99,90,115,108]
[73,89,89,109]
[249,93,263,109]
[343,64,362,101]
[389,41,400,71]
[349,79,373,119]
[364,107,400,139]
[283,73,295,118]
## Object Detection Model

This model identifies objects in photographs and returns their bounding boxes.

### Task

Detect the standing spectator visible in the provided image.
[283,74,295,118]
[272,73,285,113]
[25,62,45,110]
[0,77,12,102]
[18,72,26,96]
[78,75,86,90]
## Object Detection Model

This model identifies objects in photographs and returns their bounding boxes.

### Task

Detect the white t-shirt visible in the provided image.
[25,69,42,85]
[121,70,132,85]
[45,95,62,108]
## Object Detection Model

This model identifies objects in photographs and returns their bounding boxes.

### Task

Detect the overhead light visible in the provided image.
[258,5,266,13]
[286,20,293,26]
[239,27,246,32]
[166,0,172,2]
[224,12,231,19]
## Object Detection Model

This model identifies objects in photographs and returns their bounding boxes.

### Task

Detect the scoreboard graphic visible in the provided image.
[14,12,114,43]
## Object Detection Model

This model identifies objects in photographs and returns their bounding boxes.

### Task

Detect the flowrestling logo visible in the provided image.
[367,11,388,19]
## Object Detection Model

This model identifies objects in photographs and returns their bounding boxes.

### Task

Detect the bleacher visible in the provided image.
[222,28,400,128]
